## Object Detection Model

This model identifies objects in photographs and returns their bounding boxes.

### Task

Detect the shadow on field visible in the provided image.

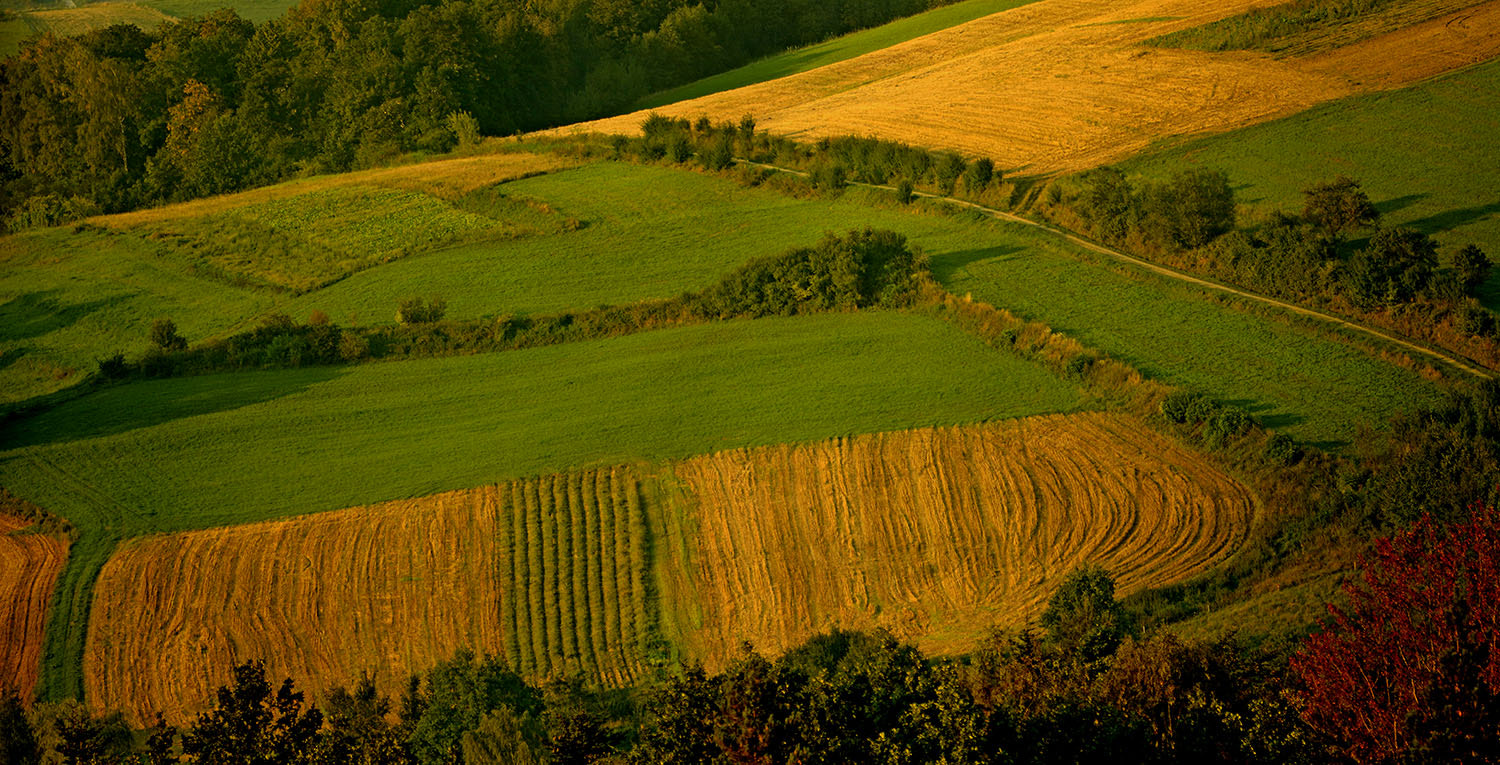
[1375,193,1428,217]
[1404,200,1500,237]
[929,246,1025,284]
[0,366,344,451]
[0,291,128,343]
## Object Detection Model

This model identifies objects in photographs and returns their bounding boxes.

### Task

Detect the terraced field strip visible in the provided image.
[562,0,1500,173]
[0,514,68,700]
[100,151,580,227]
[85,468,652,725]
[675,412,1255,666]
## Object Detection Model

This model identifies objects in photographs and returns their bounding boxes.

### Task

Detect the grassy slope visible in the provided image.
[0,156,570,405]
[136,0,296,22]
[2,313,1074,530]
[0,229,278,403]
[4,311,1082,699]
[7,161,1443,443]
[634,0,1040,110]
[1117,58,1500,304]
[283,162,1441,446]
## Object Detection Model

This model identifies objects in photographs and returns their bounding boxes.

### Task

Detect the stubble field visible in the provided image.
[676,411,1255,665]
[83,412,1253,723]
[0,514,67,700]
[86,468,655,724]
[564,0,1500,174]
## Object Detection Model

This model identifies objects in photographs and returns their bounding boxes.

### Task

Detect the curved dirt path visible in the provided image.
[741,159,1492,379]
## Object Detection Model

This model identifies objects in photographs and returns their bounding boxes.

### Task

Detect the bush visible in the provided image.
[1264,433,1302,466]
[964,157,996,193]
[1206,408,1253,445]
[1065,353,1097,380]
[149,318,187,351]
[96,353,130,380]
[809,162,846,191]
[447,110,481,149]
[1161,392,1213,424]
[339,332,370,362]
[1458,303,1497,338]
[396,296,447,325]
[895,179,914,205]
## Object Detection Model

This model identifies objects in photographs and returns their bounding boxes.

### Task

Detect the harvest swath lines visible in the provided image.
[675,412,1255,665]
[564,0,1500,173]
[86,468,654,725]
[0,514,68,700]
[83,414,1255,722]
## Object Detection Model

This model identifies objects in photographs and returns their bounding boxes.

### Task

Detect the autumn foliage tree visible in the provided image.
[1292,504,1500,763]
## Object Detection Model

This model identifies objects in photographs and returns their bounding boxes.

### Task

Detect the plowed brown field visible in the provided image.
[86,468,652,725]
[562,0,1500,173]
[0,514,67,700]
[674,411,1254,665]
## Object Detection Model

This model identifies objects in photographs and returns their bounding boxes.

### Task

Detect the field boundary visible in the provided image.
[736,158,1493,380]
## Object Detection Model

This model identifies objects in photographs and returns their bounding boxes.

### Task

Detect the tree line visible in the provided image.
[1042,170,1496,362]
[5,504,1497,764]
[95,228,925,380]
[0,0,955,229]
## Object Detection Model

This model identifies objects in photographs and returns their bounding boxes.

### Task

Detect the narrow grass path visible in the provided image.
[738,159,1493,380]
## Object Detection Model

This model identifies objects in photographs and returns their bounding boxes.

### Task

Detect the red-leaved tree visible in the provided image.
[1292,503,1500,763]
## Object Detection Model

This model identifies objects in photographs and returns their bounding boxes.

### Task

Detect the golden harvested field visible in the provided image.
[0,514,68,701]
[100,151,581,227]
[85,414,1254,722]
[86,468,653,725]
[673,411,1255,665]
[562,0,1500,173]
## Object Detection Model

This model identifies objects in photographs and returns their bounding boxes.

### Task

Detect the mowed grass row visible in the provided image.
[86,470,655,725]
[634,0,1042,109]
[497,469,649,684]
[1118,57,1500,301]
[5,310,1080,700]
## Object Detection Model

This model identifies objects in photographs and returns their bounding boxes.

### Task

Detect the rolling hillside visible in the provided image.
[82,412,1254,725]
[564,0,1500,174]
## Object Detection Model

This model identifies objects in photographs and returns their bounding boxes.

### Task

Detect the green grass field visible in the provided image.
[0,228,278,404]
[634,0,1040,110]
[137,0,296,22]
[2,310,1082,699]
[1117,58,1500,304]
[1145,0,1482,55]
[928,222,1445,448]
[6,160,1444,444]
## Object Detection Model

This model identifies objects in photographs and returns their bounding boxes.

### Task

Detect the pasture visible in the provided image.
[268,163,1445,447]
[0,3,173,56]
[0,152,577,404]
[1118,57,1500,300]
[565,0,1500,174]
[1147,0,1488,55]
[136,0,297,22]
[5,159,1445,443]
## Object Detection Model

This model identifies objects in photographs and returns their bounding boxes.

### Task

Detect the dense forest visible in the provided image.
[0,0,951,227]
